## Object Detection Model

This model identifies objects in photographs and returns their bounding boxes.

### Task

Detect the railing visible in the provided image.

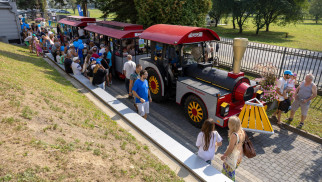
[215,37,322,92]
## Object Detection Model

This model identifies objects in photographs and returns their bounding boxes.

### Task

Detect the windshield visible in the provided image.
[182,42,216,66]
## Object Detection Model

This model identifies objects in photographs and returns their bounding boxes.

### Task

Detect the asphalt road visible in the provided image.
[106,78,321,182]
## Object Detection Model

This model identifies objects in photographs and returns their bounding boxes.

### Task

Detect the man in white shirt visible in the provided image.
[272,70,292,128]
[123,55,136,98]
[99,44,106,54]
[78,27,85,39]
[71,57,82,75]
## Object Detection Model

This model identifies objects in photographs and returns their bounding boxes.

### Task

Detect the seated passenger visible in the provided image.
[122,48,128,57]
[129,47,135,56]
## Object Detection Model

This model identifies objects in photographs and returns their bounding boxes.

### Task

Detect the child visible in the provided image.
[56,50,61,63]
[196,118,223,164]
[35,40,43,57]
[287,73,297,91]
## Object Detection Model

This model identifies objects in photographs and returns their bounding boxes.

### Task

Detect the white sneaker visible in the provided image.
[110,81,112,85]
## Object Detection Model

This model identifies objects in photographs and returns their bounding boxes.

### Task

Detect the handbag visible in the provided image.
[243,132,256,158]
[225,133,240,170]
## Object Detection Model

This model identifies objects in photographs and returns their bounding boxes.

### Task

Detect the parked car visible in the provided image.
[57,10,70,14]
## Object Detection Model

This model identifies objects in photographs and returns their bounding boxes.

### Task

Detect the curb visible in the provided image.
[269,117,322,144]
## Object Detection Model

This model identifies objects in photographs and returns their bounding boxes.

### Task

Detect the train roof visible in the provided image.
[58,16,96,27]
[84,24,143,39]
[98,21,143,31]
[139,24,220,45]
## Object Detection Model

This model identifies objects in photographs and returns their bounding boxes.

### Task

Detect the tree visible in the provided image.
[95,0,137,23]
[309,0,322,23]
[135,0,212,28]
[209,0,232,27]
[232,0,253,33]
[17,0,47,19]
[67,0,77,14]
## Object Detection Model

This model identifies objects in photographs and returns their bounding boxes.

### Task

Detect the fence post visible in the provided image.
[278,47,287,78]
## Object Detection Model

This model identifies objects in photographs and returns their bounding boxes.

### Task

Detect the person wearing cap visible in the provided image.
[123,54,136,98]
[272,70,292,128]
[72,57,82,75]
[99,44,106,54]
[64,53,73,74]
[288,74,317,128]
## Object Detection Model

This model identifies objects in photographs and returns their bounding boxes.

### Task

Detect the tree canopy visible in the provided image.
[134,0,212,28]
[309,0,322,23]
[95,0,137,23]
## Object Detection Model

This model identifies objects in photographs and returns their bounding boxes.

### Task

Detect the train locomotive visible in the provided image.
[138,24,264,128]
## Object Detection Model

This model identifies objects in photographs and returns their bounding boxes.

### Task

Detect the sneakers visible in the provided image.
[110,81,112,85]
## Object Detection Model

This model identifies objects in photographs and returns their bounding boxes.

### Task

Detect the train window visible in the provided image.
[182,43,203,65]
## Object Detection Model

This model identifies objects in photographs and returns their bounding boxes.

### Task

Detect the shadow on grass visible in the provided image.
[302,22,322,26]
[210,26,295,44]
[0,45,73,88]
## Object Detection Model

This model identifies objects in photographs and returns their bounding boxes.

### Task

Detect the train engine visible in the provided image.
[138,24,264,128]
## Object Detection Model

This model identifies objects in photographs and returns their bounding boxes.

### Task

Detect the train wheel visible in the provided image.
[147,68,163,102]
[184,95,208,128]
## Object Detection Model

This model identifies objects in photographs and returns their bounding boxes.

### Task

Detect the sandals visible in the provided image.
[297,122,304,129]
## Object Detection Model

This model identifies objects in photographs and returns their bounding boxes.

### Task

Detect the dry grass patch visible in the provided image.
[0,42,182,181]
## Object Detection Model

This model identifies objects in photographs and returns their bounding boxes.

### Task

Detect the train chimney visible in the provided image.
[229,38,248,78]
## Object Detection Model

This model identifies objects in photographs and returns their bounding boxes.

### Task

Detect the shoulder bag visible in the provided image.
[243,131,256,158]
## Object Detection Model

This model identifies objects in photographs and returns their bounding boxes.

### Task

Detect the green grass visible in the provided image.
[267,95,322,137]
[210,18,322,52]
[0,42,182,181]
[56,9,115,20]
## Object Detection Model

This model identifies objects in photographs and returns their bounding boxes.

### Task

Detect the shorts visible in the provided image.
[109,66,113,74]
[291,99,310,116]
[137,102,149,116]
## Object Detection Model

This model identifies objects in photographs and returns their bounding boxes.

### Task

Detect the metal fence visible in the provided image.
[215,37,322,92]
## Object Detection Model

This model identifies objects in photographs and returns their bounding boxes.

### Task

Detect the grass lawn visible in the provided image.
[0,42,182,181]
[57,9,115,20]
[209,18,322,52]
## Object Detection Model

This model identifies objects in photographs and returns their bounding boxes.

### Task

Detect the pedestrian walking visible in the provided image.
[196,118,222,164]
[220,116,245,182]
[129,64,142,112]
[272,70,292,128]
[132,70,152,119]
[288,74,317,128]
[123,55,136,98]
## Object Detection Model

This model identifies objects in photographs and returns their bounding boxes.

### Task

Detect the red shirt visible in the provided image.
[92,53,99,58]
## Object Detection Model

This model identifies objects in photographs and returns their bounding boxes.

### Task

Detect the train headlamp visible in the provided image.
[220,102,230,117]
[256,90,264,100]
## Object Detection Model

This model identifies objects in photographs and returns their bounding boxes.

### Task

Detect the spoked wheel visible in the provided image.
[147,68,164,102]
[184,95,208,128]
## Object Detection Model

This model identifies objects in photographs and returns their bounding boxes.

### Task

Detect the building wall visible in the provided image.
[0,1,21,43]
